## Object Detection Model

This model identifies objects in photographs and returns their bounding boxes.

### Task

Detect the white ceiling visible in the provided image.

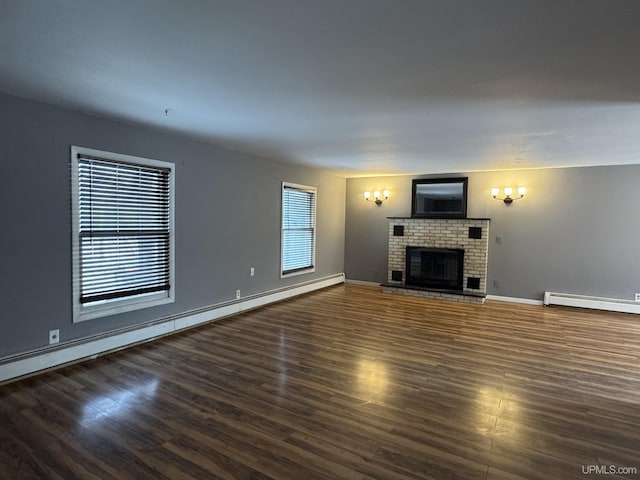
[1,0,639,177]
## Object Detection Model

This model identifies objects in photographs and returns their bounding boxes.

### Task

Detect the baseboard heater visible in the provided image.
[544,291,640,315]
[0,273,345,384]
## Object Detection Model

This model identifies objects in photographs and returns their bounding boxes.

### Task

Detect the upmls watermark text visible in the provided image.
[582,465,638,475]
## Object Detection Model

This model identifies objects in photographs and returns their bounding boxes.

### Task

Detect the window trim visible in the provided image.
[280,182,317,278]
[71,146,175,323]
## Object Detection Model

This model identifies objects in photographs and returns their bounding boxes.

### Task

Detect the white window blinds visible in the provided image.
[77,155,171,304]
[281,183,316,276]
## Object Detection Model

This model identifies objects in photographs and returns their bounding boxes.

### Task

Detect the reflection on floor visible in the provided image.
[1,284,639,479]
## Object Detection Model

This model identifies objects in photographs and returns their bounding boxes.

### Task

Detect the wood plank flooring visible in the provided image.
[1,284,639,479]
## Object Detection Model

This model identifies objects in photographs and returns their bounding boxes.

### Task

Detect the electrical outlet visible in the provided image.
[250,267,255,277]
[635,293,640,302]
[49,329,60,345]
[236,289,241,299]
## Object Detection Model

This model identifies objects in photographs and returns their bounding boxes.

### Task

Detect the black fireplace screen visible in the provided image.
[405,247,464,290]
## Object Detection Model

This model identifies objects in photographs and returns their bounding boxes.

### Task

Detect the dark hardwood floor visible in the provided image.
[1,284,639,479]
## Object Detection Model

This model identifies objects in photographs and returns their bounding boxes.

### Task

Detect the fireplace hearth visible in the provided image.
[384,217,490,304]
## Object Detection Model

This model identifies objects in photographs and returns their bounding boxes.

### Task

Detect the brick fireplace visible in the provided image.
[383,217,490,304]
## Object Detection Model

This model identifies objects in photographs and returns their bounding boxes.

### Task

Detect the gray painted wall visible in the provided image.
[0,93,345,358]
[345,167,640,301]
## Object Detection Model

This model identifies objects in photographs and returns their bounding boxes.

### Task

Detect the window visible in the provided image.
[71,146,175,322]
[281,182,316,277]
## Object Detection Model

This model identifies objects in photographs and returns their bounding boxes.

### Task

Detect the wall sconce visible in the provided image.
[364,190,389,205]
[491,186,526,205]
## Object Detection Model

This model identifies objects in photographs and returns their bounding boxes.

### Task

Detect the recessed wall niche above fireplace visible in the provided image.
[384,217,490,304]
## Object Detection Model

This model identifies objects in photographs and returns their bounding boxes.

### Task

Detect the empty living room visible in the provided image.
[1,1,639,479]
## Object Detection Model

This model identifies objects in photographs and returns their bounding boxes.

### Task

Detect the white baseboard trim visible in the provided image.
[486,295,544,306]
[0,273,345,384]
[344,279,381,287]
